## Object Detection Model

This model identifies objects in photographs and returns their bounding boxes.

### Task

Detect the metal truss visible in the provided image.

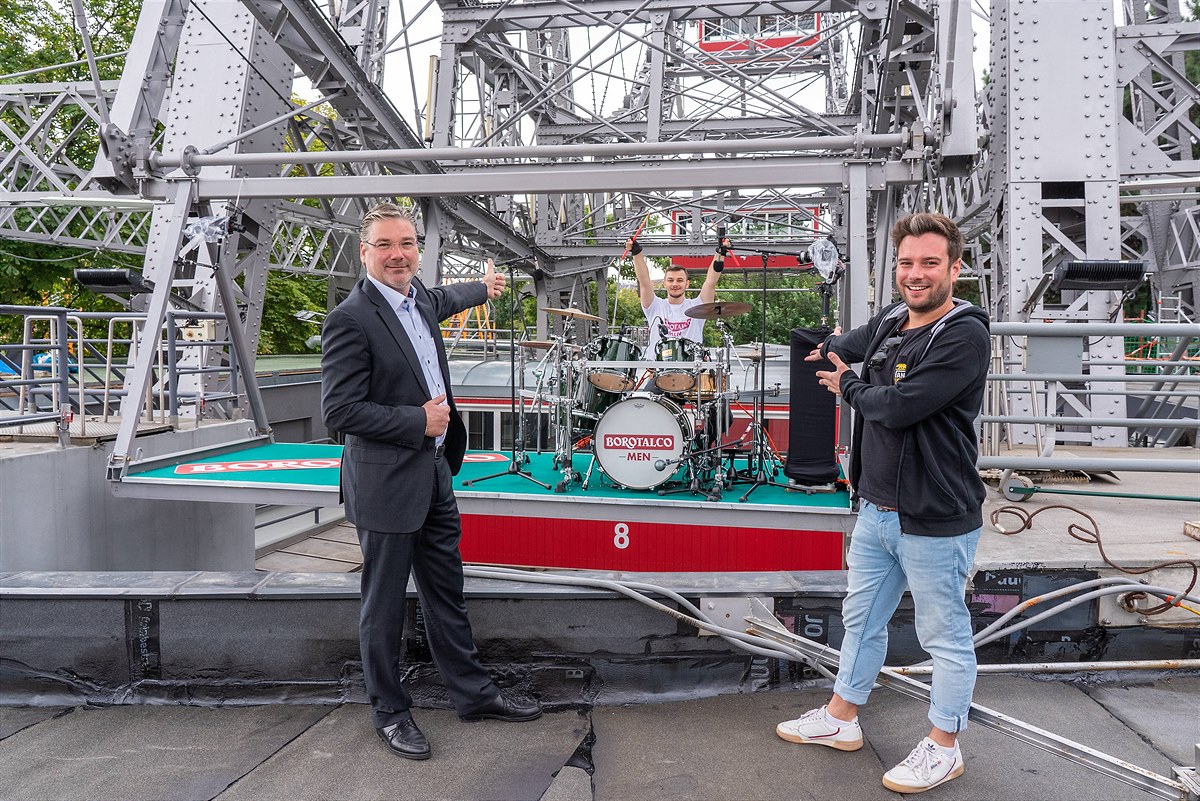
[0,80,155,253]
[3,0,1199,463]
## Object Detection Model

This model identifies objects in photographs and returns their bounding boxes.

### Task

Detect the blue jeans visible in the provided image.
[833,501,982,733]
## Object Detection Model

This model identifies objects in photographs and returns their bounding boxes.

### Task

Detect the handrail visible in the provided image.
[0,305,237,444]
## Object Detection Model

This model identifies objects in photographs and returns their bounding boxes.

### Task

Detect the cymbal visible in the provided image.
[736,348,781,362]
[685,301,752,320]
[519,340,581,351]
[541,306,604,323]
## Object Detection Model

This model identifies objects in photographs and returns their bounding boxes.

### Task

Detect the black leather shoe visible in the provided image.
[376,718,431,760]
[459,694,543,723]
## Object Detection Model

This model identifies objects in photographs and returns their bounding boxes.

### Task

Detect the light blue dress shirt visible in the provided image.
[367,275,448,446]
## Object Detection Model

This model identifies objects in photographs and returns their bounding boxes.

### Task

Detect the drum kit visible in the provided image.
[492,300,786,500]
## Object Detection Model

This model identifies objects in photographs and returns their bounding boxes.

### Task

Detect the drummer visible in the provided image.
[627,235,727,355]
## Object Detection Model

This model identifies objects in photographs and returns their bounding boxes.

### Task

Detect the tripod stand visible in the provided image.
[461,263,551,490]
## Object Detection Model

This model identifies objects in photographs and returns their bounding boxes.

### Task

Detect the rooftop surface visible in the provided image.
[3,674,1197,801]
[3,447,1198,800]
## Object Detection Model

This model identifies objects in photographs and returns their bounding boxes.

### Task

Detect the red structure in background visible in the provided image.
[670,252,805,271]
[668,206,825,270]
[698,14,823,60]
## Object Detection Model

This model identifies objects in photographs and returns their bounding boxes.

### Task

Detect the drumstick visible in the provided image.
[620,213,652,259]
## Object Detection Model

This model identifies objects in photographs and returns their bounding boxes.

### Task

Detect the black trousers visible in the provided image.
[356,456,497,729]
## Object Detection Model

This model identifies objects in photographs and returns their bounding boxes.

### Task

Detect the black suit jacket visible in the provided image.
[321,277,488,533]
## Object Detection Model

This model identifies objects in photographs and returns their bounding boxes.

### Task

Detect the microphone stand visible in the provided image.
[462,264,551,490]
[734,251,790,502]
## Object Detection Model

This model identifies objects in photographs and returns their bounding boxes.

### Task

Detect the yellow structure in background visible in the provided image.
[440,276,496,352]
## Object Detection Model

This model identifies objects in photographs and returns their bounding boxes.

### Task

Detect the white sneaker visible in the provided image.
[882,737,964,794]
[775,705,863,751]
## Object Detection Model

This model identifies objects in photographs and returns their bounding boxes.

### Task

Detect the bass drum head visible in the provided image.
[593,395,687,489]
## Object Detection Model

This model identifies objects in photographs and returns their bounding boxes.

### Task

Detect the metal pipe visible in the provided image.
[0,51,124,82]
[154,132,909,170]
[989,372,1200,383]
[1006,486,1199,503]
[979,415,1199,428]
[1054,389,1198,397]
[978,456,1200,472]
[990,322,1198,337]
[201,91,344,156]
[893,659,1200,676]
[69,0,111,127]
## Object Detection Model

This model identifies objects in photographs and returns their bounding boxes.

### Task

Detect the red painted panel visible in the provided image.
[461,513,843,571]
[670,253,802,271]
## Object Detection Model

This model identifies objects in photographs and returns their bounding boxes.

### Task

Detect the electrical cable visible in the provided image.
[991,503,1198,615]
[0,248,101,264]
[464,565,838,680]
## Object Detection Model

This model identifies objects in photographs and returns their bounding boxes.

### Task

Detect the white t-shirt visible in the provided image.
[643,296,705,355]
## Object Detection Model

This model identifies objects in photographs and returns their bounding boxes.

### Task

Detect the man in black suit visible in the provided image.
[322,202,542,761]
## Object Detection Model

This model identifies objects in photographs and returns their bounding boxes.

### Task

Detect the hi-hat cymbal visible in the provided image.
[737,347,781,362]
[520,339,580,351]
[541,306,604,323]
[685,301,752,320]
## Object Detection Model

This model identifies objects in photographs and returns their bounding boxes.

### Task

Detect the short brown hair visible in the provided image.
[664,264,689,278]
[360,201,417,242]
[889,212,963,265]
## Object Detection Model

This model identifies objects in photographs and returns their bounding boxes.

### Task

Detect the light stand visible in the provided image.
[461,264,551,490]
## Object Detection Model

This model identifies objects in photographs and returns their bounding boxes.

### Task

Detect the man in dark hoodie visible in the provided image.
[775,212,990,794]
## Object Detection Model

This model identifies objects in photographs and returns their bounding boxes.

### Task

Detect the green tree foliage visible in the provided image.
[1,3,335,355]
[1,0,141,343]
[713,272,827,344]
[258,273,328,354]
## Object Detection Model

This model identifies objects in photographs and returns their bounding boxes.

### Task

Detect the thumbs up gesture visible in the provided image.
[483,258,506,299]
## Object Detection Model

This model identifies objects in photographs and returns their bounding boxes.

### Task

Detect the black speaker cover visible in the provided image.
[784,326,839,484]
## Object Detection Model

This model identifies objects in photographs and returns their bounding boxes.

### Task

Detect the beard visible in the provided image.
[900,280,953,314]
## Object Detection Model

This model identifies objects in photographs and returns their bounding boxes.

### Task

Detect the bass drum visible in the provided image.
[593,394,690,489]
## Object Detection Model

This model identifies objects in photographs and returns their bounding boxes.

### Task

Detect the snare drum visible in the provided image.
[593,394,691,489]
[654,337,706,393]
[587,335,643,392]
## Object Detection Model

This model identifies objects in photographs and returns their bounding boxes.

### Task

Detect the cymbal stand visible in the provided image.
[551,336,579,493]
[735,253,791,502]
[462,265,551,490]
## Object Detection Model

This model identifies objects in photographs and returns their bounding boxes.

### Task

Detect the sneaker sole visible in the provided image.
[882,763,964,793]
[775,724,863,751]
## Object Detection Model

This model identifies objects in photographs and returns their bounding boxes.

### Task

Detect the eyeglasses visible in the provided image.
[867,335,905,371]
[364,240,419,253]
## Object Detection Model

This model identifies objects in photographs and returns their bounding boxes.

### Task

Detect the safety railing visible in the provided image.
[0,305,237,446]
[981,321,1200,474]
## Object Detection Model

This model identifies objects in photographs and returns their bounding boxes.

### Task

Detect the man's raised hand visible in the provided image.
[483,258,506,299]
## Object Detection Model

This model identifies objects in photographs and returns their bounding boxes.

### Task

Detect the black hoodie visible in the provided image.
[821,299,991,537]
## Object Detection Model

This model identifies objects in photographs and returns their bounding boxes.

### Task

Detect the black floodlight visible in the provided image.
[1051,260,1147,292]
[74,268,151,295]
